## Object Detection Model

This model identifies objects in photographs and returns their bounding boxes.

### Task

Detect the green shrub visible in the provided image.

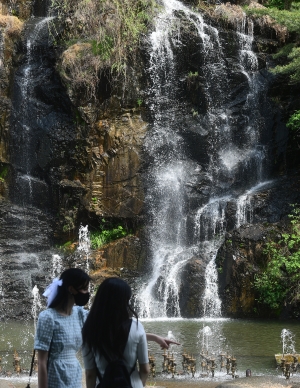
[272,43,295,59]
[90,225,128,249]
[246,2,300,84]
[246,3,300,33]
[287,110,300,131]
[272,47,300,84]
[254,206,300,310]
[266,0,292,10]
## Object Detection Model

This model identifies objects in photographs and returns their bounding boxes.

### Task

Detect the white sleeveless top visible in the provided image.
[82,318,149,388]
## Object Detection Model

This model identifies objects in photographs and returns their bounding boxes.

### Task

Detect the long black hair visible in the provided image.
[82,277,138,358]
[49,268,91,310]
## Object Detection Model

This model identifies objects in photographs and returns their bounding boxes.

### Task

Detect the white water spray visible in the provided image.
[281,329,296,355]
[77,224,93,307]
[77,224,91,273]
[32,285,42,329]
[51,254,63,279]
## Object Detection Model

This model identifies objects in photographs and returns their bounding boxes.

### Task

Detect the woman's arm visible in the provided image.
[146,333,180,349]
[85,368,97,388]
[139,363,150,387]
[37,350,48,388]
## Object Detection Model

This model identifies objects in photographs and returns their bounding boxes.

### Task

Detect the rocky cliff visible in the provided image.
[0,0,299,319]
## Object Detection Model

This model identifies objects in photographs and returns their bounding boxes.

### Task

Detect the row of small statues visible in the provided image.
[148,350,238,378]
[2,349,238,379]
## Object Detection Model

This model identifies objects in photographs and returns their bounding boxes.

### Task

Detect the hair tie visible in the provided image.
[43,278,63,307]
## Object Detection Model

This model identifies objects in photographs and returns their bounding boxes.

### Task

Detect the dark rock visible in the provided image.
[179,257,208,317]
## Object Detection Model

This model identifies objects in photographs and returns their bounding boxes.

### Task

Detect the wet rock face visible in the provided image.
[216,224,267,317]
[0,201,54,320]
[179,257,207,317]
[90,236,146,273]
[216,175,300,318]
[0,0,148,317]
[0,0,35,19]
[0,14,23,167]
[84,113,147,219]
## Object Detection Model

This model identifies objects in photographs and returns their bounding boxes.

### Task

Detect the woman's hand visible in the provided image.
[146,333,180,349]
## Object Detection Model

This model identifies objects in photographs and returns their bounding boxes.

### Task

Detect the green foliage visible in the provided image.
[254,205,300,310]
[51,0,158,97]
[287,110,300,131]
[91,36,113,59]
[57,240,76,253]
[272,47,300,84]
[246,3,300,33]
[267,0,284,9]
[188,71,199,77]
[90,221,129,249]
[265,0,293,10]
[246,2,300,84]
[272,43,295,59]
[0,166,8,180]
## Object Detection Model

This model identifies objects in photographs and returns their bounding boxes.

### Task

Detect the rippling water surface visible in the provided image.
[142,318,300,377]
[0,319,300,380]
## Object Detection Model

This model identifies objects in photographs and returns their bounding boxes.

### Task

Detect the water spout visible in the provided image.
[31,285,42,329]
[281,329,296,356]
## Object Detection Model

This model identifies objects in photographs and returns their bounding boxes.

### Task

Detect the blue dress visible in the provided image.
[34,306,88,388]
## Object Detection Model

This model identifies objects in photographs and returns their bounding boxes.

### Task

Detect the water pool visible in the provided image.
[0,318,299,380]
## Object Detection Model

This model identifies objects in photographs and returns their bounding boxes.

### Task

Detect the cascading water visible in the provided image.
[137,0,273,318]
[10,16,54,207]
[0,4,75,318]
[0,15,56,319]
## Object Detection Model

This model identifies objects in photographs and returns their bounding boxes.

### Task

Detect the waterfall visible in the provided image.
[0,9,74,318]
[137,0,271,318]
[10,17,54,207]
